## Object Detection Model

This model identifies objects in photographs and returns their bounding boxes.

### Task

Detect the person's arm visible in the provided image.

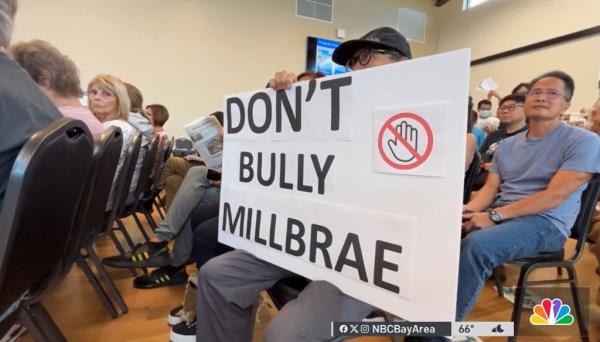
[487,90,502,102]
[495,170,592,220]
[464,172,500,212]
[463,170,592,232]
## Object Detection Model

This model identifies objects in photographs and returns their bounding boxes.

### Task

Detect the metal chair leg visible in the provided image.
[510,265,533,342]
[76,254,118,318]
[143,209,158,229]
[154,198,165,219]
[19,306,50,342]
[21,302,66,342]
[87,246,129,314]
[115,218,137,251]
[132,212,150,242]
[566,266,589,341]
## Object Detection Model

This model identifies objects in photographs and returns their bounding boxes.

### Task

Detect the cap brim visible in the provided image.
[332,39,399,66]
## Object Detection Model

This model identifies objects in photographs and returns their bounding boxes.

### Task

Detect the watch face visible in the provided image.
[491,211,502,222]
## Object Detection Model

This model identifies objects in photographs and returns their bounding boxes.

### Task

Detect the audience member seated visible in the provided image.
[196,27,412,341]
[470,109,485,148]
[158,111,223,208]
[9,40,104,138]
[125,82,155,201]
[168,203,239,341]
[146,104,170,137]
[474,99,499,134]
[487,82,530,103]
[0,0,62,212]
[473,94,528,190]
[125,82,154,143]
[87,74,137,207]
[456,71,600,341]
[511,82,531,96]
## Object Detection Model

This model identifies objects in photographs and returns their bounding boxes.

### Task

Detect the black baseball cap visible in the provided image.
[332,27,412,66]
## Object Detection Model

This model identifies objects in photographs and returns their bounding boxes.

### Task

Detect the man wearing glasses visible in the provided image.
[474,94,528,190]
[196,27,412,341]
[459,71,600,330]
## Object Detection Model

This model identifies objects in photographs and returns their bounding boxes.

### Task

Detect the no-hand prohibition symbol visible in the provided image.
[377,112,433,170]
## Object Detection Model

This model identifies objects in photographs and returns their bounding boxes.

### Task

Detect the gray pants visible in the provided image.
[196,249,374,341]
[154,166,220,266]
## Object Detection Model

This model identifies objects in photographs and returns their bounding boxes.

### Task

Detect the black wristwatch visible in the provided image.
[488,209,503,223]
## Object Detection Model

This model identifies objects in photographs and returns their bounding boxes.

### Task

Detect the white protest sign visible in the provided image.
[219,49,470,321]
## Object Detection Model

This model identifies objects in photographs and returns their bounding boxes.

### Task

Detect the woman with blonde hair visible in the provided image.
[88,74,138,206]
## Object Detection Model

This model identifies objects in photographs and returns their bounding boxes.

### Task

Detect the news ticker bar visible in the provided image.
[331,321,514,337]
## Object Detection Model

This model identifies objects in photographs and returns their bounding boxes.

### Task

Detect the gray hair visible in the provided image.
[0,0,17,48]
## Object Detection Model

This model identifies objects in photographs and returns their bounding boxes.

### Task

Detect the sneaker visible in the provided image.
[103,241,171,268]
[362,310,385,322]
[133,266,188,289]
[170,319,196,342]
[168,305,184,326]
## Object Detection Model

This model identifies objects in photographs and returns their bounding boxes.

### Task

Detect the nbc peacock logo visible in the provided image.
[529,298,574,325]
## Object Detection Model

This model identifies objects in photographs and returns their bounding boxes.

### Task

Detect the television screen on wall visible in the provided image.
[306,36,347,76]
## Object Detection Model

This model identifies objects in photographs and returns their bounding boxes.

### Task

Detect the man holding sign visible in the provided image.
[196,27,415,341]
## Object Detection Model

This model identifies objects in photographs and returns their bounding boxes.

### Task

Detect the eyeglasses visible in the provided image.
[346,49,400,69]
[498,103,523,112]
[528,89,565,99]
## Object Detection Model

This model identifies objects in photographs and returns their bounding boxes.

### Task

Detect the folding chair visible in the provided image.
[0,118,94,341]
[116,136,161,242]
[74,127,129,318]
[108,132,142,257]
[499,174,600,341]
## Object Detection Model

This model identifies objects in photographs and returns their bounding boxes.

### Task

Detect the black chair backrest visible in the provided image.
[172,138,194,157]
[78,127,123,247]
[463,151,481,204]
[131,135,159,203]
[99,132,141,236]
[0,118,94,313]
[150,136,167,191]
[112,133,142,219]
[570,174,600,261]
[164,136,174,162]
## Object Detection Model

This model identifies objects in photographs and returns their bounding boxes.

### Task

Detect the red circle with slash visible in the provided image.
[377,112,434,170]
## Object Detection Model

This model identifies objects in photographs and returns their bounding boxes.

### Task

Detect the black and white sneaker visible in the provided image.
[168,305,184,326]
[170,319,196,342]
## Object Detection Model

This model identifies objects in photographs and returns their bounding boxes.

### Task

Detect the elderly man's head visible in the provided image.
[0,0,17,49]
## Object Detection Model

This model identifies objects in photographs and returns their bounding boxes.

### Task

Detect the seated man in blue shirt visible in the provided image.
[458,71,600,323]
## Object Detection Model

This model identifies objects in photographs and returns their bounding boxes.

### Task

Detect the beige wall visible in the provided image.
[12,0,440,137]
[437,0,600,112]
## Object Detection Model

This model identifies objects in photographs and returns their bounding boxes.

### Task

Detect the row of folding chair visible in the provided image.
[80,131,173,318]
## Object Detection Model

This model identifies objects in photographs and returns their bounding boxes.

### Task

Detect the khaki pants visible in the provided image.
[159,156,201,208]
